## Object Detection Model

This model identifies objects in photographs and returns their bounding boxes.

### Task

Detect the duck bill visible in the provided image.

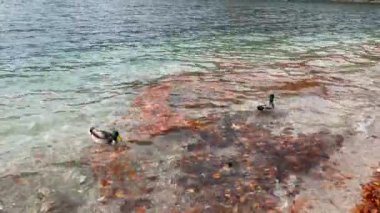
[117,135,123,142]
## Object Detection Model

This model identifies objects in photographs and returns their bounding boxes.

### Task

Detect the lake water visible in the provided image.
[0,0,379,212]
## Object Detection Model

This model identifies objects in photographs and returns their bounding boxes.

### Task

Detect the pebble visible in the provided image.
[97,196,107,203]
[79,175,87,185]
[37,187,51,200]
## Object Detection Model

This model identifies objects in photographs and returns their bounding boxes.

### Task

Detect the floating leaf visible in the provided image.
[212,172,221,179]
[353,170,380,212]
[114,190,125,198]
[100,179,111,188]
[135,207,146,213]
[128,170,138,180]
[13,177,29,185]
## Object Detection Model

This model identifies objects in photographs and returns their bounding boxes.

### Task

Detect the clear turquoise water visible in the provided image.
[0,0,380,167]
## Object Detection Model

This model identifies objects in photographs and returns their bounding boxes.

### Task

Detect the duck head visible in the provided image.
[269,94,275,108]
[112,130,123,143]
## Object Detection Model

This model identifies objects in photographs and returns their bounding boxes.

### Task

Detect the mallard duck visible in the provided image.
[257,94,275,111]
[89,127,122,145]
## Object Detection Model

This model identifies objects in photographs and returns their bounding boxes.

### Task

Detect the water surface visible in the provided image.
[0,0,379,212]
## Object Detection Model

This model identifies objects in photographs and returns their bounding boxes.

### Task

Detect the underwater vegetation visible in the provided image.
[86,65,353,212]
[353,169,380,213]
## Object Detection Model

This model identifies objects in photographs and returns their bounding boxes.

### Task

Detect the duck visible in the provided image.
[257,94,275,111]
[89,127,123,145]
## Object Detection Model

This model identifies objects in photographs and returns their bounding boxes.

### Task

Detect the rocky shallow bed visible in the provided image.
[0,42,379,213]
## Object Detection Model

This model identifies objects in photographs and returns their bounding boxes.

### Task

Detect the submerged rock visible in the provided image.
[36,187,80,213]
[0,200,4,212]
[173,112,343,212]
[79,175,87,185]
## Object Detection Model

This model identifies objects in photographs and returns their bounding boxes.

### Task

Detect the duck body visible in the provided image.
[257,105,274,111]
[89,127,122,145]
[257,94,275,112]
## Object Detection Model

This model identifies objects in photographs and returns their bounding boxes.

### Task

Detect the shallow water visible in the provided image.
[0,0,380,212]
